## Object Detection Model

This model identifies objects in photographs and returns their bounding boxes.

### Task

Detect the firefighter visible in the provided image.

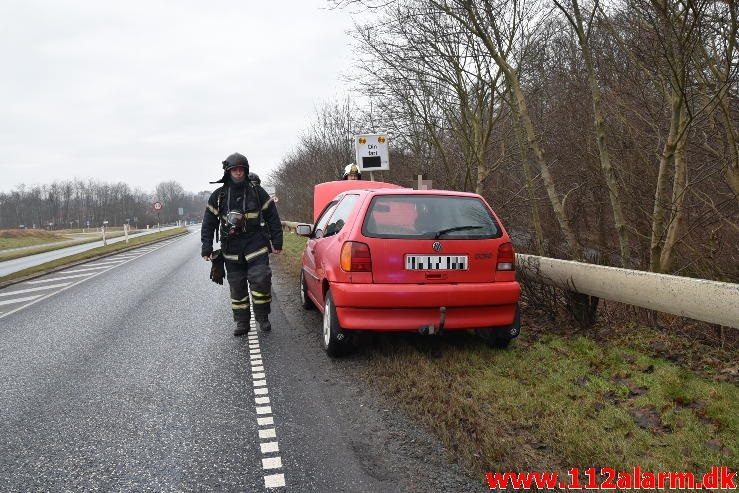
[201,152,283,336]
[342,163,361,180]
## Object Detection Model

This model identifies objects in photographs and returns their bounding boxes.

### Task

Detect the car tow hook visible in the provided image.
[418,307,447,336]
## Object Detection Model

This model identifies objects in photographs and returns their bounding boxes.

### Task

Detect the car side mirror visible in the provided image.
[295,224,313,237]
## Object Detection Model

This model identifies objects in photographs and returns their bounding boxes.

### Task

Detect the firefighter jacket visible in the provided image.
[201,180,283,262]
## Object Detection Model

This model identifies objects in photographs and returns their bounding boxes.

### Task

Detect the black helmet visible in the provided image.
[249,172,261,185]
[222,152,249,173]
[211,152,250,184]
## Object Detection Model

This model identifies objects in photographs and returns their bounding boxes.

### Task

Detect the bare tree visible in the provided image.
[431,0,584,259]
[553,0,632,266]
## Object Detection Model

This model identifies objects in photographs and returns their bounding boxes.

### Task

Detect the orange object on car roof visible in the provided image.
[313,180,403,223]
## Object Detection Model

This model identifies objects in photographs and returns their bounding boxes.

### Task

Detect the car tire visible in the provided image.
[322,291,352,357]
[476,304,521,349]
[299,270,314,310]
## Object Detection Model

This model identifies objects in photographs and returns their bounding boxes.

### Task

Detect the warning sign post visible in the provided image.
[355,134,390,172]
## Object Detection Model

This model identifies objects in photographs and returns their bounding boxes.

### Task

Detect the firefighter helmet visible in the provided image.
[343,163,361,180]
[222,152,249,173]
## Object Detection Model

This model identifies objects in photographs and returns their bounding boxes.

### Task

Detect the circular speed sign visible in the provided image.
[153,201,163,211]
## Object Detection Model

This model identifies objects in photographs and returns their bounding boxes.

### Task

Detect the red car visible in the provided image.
[296,181,521,356]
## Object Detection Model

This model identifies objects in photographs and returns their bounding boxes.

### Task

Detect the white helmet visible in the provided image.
[342,163,361,180]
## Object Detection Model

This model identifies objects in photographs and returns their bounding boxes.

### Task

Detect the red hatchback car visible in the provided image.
[296,182,521,356]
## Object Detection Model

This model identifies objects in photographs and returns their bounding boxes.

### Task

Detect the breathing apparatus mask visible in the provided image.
[225,211,246,236]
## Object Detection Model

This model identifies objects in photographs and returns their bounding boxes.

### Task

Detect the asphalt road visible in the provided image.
[0,226,179,277]
[0,229,481,492]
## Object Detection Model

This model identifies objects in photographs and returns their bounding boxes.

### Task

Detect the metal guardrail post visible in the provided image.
[518,254,739,329]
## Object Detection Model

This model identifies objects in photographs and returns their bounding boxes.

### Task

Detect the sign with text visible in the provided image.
[355,134,390,171]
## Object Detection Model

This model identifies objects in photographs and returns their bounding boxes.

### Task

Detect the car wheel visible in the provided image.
[476,304,521,349]
[322,291,352,357]
[299,270,314,310]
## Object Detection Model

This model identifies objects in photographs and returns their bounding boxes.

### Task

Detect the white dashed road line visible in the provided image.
[0,283,71,297]
[27,273,99,284]
[248,318,286,490]
[62,266,119,274]
[86,260,125,267]
[0,295,43,306]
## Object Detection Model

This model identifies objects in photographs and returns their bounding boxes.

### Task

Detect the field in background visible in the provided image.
[0,227,188,284]
[0,228,143,261]
[0,229,67,249]
[276,231,737,475]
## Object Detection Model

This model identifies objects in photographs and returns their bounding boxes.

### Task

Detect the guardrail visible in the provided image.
[281,221,739,329]
[518,255,738,329]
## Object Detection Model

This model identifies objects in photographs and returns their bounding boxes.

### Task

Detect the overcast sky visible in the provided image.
[0,0,357,194]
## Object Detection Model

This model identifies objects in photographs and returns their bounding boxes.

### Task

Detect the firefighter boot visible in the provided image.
[234,320,250,336]
[258,319,272,332]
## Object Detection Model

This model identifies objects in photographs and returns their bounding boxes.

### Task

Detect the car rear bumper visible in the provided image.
[331,281,520,331]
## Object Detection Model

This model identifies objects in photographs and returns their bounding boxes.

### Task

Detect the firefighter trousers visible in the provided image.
[225,255,272,322]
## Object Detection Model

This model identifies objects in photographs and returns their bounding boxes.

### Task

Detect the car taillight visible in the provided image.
[340,241,372,272]
[497,242,515,271]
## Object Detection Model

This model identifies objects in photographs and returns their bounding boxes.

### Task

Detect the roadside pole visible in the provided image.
[124,223,129,244]
[153,201,163,232]
[102,223,107,246]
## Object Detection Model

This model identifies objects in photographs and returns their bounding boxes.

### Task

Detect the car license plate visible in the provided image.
[405,255,468,270]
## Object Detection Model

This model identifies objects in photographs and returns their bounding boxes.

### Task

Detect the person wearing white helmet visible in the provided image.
[342,163,362,180]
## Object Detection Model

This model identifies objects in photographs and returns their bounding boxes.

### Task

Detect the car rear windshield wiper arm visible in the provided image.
[433,226,483,239]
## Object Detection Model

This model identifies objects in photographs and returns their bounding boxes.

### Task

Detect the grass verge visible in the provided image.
[278,231,307,277]
[276,231,738,475]
[0,228,188,286]
[0,229,66,249]
[0,230,138,261]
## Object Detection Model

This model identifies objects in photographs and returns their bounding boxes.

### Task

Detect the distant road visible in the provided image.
[0,226,179,277]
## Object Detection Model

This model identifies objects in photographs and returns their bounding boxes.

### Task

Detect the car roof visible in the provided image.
[361,189,483,198]
[313,180,487,222]
[313,180,403,222]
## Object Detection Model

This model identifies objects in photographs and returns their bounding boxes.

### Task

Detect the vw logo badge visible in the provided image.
[432,241,442,252]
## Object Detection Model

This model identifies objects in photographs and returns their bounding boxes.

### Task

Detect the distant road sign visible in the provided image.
[153,202,162,211]
[178,207,184,216]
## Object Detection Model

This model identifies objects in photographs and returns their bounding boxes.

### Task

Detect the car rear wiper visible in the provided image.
[433,225,483,239]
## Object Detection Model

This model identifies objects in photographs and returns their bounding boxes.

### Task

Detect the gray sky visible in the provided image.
[0,0,356,194]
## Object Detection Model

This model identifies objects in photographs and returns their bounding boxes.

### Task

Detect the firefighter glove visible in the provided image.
[210,250,226,285]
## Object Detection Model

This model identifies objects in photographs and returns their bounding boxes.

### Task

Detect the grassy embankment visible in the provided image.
[277,231,737,476]
[0,228,188,284]
[0,228,140,261]
[0,229,67,249]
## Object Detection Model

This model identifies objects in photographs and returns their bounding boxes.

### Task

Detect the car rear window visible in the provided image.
[362,195,502,239]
